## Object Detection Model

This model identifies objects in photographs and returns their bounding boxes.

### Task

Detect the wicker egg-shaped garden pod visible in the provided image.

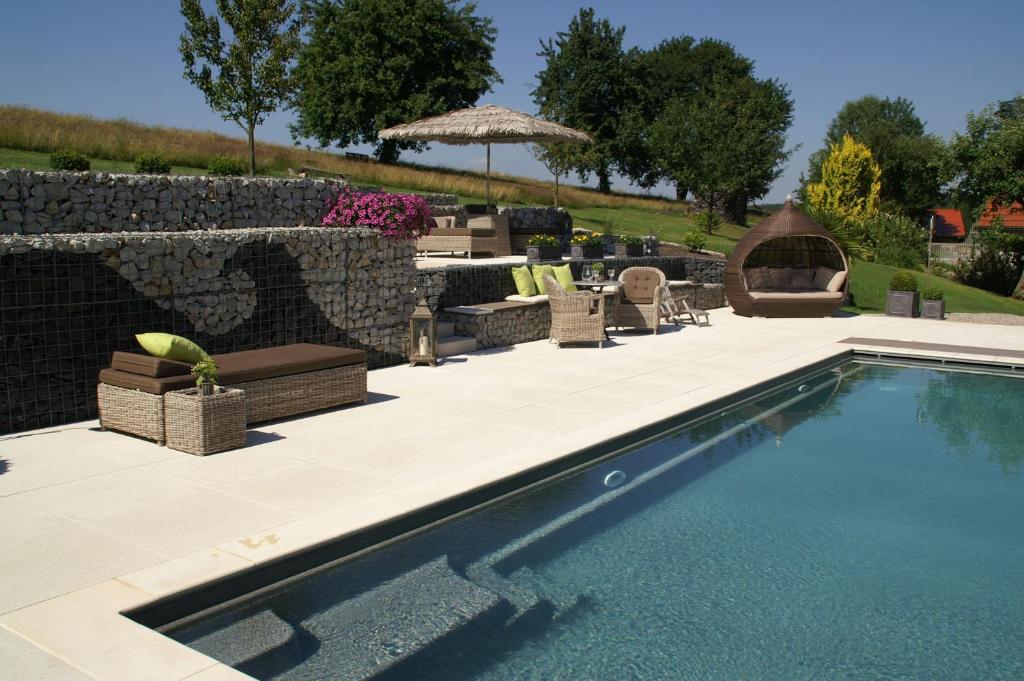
[724,198,849,317]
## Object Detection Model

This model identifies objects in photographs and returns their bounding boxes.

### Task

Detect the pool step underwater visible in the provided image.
[186,555,586,680]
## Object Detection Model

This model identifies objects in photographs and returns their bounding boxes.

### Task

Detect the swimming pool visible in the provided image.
[163,360,1024,680]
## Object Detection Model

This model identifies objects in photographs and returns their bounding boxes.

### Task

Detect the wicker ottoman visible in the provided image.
[164,387,247,456]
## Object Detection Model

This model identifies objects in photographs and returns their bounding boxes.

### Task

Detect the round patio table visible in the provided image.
[571,279,623,291]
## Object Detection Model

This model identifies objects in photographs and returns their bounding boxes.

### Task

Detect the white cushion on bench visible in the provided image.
[505,294,549,304]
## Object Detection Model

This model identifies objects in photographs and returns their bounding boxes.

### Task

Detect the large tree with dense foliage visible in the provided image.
[805,134,881,223]
[621,37,756,198]
[291,0,500,163]
[533,8,632,194]
[803,96,946,217]
[650,75,794,232]
[949,95,1024,217]
[179,0,302,176]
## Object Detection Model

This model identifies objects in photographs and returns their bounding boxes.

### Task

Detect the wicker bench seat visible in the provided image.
[98,344,367,444]
[417,216,498,258]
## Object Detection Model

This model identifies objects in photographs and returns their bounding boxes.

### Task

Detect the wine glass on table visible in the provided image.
[583,265,592,282]
[608,268,616,282]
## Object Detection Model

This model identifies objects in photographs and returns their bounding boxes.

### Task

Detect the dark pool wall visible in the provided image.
[0,228,416,434]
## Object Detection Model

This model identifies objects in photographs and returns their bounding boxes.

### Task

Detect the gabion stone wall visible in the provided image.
[445,304,552,349]
[0,227,415,434]
[0,169,342,234]
[415,255,725,311]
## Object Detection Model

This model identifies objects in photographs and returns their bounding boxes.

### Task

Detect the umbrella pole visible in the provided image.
[485,143,491,212]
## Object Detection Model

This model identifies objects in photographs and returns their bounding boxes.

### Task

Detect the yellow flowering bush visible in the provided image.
[806,134,881,223]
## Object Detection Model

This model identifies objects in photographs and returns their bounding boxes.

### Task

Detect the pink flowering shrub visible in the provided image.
[321,188,434,240]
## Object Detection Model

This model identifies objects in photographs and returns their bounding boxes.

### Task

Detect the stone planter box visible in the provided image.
[921,299,945,320]
[885,290,920,318]
[526,245,563,262]
[614,243,644,257]
[571,245,604,259]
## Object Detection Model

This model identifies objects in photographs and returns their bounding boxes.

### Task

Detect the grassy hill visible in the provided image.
[0,105,747,249]
[845,261,1024,316]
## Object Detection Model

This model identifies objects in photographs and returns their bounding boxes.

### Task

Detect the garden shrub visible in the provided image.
[921,286,944,301]
[133,153,171,174]
[682,229,707,252]
[860,212,927,268]
[929,262,959,281]
[960,224,1024,296]
[49,150,90,171]
[889,270,918,291]
[321,188,432,240]
[207,157,246,176]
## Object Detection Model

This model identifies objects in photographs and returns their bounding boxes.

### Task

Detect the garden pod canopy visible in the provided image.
[724,197,849,318]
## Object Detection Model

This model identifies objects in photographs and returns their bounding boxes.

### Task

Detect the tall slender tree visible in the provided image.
[179,0,301,176]
[533,8,630,193]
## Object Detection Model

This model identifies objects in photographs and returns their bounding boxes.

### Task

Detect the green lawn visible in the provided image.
[568,204,748,254]
[0,147,207,176]
[846,260,1024,315]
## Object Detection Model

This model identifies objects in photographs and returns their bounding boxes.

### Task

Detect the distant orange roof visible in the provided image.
[977,200,1024,229]
[928,208,966,238]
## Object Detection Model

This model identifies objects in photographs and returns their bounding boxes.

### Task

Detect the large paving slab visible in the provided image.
[0,310,1022,679]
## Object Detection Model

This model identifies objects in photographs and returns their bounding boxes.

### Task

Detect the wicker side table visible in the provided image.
[164,387,247,456]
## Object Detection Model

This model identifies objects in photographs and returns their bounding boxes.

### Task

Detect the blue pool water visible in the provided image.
[168,362,1024,680]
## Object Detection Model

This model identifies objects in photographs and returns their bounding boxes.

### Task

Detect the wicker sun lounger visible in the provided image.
[98,344,367,444]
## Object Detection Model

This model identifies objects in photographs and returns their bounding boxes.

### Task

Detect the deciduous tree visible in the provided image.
[950,95,1024,218]
[179,0,301,176]
[533,8,630,193]
[291,0,500,163]
[804,96,946,217]
[650,75,794,232]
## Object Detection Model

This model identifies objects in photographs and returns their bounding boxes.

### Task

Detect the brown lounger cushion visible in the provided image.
[100,343,367,395]
[111,352,191,378]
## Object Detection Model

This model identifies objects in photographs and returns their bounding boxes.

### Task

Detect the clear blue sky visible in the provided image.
[1,0,1021,203]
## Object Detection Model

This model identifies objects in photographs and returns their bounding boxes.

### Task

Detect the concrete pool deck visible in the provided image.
[2,310,1023,680]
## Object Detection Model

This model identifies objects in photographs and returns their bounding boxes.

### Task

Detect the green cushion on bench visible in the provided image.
[512,265,538,297]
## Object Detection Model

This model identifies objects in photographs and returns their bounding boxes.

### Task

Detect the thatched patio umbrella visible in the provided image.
[378,104,592,208]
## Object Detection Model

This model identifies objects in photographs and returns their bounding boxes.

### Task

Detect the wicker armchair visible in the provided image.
[616,267,667,334]
[544,276,607,348]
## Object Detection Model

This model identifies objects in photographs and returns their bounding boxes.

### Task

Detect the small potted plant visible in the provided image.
[614,234,644,257]
[526,234,562,261]
[570,232,604,259]
[191,357,220,396]
[885,270,920,318]
[920,286,945,320]
[591,262,606,281]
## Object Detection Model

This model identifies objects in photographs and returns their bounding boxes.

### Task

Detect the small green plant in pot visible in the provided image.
[885,270,920,318]
[614,234,644,257]
[591,261,606,280]
[526,234,562,262]
[570,231,604,259]
[920,285,945,321]
[191,358,219,396]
